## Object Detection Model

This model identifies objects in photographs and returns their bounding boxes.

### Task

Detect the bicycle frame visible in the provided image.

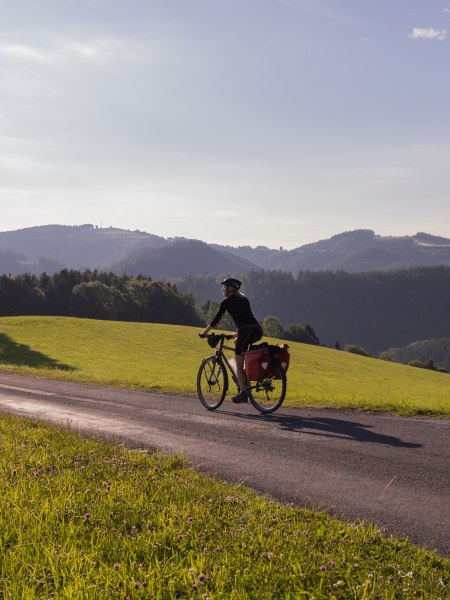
[210,335,241,390]
[206,334,269,395]
[197,332,287,414]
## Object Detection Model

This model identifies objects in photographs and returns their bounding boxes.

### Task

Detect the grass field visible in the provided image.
[0,414,448,599]
[0,316,449,416]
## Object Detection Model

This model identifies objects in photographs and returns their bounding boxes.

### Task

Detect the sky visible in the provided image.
[1,0,449,249]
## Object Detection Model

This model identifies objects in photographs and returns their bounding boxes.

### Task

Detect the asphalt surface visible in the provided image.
[0,372,448,557]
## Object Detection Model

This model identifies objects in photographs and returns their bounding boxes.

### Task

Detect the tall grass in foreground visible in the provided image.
[1,316,449,416]
[0,414,448,599]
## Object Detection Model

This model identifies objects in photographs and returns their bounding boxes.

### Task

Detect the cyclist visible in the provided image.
[199,277,263,403]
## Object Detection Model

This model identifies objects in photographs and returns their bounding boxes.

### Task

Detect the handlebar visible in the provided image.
[199,332,235,348]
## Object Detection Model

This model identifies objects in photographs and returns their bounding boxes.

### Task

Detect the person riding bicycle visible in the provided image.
[199,277,263,403]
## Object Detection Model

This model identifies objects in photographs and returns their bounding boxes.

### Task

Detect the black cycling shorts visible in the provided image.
[235,325,263,356]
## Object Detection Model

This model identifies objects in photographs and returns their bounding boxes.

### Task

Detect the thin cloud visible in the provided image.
[0,39,101,64]
[408,28,447,40]
[0,43,47,62]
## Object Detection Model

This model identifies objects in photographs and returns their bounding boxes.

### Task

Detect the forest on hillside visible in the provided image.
[176,266,450,353]
[0,270,318,345]
[0,271,202,326]
[386,338,450,372]
[1,266,450,356]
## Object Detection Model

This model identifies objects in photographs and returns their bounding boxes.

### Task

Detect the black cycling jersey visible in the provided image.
[209,293,260,329]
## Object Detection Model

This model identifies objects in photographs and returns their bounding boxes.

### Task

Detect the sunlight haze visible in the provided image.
[1,0,449,248]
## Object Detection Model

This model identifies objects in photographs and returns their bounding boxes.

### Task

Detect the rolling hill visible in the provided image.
[0,224,168,272]
[221,230,450,273]
[1,225,450,276]
[0,249,64,276]
[0,316,448,416]
[111,239,258,277]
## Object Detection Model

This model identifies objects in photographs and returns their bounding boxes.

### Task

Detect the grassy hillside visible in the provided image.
[0,316,449,416]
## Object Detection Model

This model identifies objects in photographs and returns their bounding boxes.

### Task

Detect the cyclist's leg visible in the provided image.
[235,355,246,390]
[233,329,251,401]
[234,326,263,398]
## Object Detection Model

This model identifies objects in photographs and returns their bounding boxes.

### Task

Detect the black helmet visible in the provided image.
[220,277,241,289]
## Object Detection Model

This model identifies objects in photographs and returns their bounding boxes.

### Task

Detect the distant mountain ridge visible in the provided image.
[111,239,257,278]
[219,229,450,273]
[1,224,450,276]
[0,224,167,272]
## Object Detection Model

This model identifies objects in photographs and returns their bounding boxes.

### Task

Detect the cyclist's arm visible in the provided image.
[209,298,229,328]
[199,325,212,338]
[199,298,229,337]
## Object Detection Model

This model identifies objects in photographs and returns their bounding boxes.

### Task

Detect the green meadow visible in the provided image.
[0,316,449,598]
[0,316,449,416]
[0,414,448,599]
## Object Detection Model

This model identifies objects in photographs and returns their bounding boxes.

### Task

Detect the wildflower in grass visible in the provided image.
[267,552,274,560]
[84,512,92,522]
[319,565,326,572]
[329,560,336,567]
[333,580,344,589]
[197,573,206,583]
[113,563,120,570]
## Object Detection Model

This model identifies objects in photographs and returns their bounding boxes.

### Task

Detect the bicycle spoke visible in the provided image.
[197,357,228,410]
[248,363,286,414]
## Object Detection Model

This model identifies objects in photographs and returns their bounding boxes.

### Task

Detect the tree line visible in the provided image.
[385,338,450,373]
[0,270,202,326]
[0,270,321,346]
[3,266,450,356]
[176,266,450,353]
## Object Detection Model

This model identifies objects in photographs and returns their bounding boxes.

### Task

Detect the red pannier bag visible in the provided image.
[244,343,290,381]
[269,343,290,377]
[243,347,272,381]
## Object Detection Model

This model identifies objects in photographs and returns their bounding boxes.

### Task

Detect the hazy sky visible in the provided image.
[1,0,449,248]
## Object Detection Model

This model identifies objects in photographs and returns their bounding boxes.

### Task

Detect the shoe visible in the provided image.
[232,391,248,403]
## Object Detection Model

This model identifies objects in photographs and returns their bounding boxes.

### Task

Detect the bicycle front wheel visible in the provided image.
[248,362,286,414]
[197,356,228,410]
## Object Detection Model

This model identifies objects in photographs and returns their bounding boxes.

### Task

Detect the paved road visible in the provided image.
[0,372,448,557]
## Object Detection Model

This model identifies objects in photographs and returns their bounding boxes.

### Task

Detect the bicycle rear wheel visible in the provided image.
[248,362,286,414]
[197,356,228,410]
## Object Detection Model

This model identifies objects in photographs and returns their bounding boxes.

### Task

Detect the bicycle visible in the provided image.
[197,333,287,414]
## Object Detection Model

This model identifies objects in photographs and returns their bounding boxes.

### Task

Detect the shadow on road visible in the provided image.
[0,333,75,371]
[225,409,423,448]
